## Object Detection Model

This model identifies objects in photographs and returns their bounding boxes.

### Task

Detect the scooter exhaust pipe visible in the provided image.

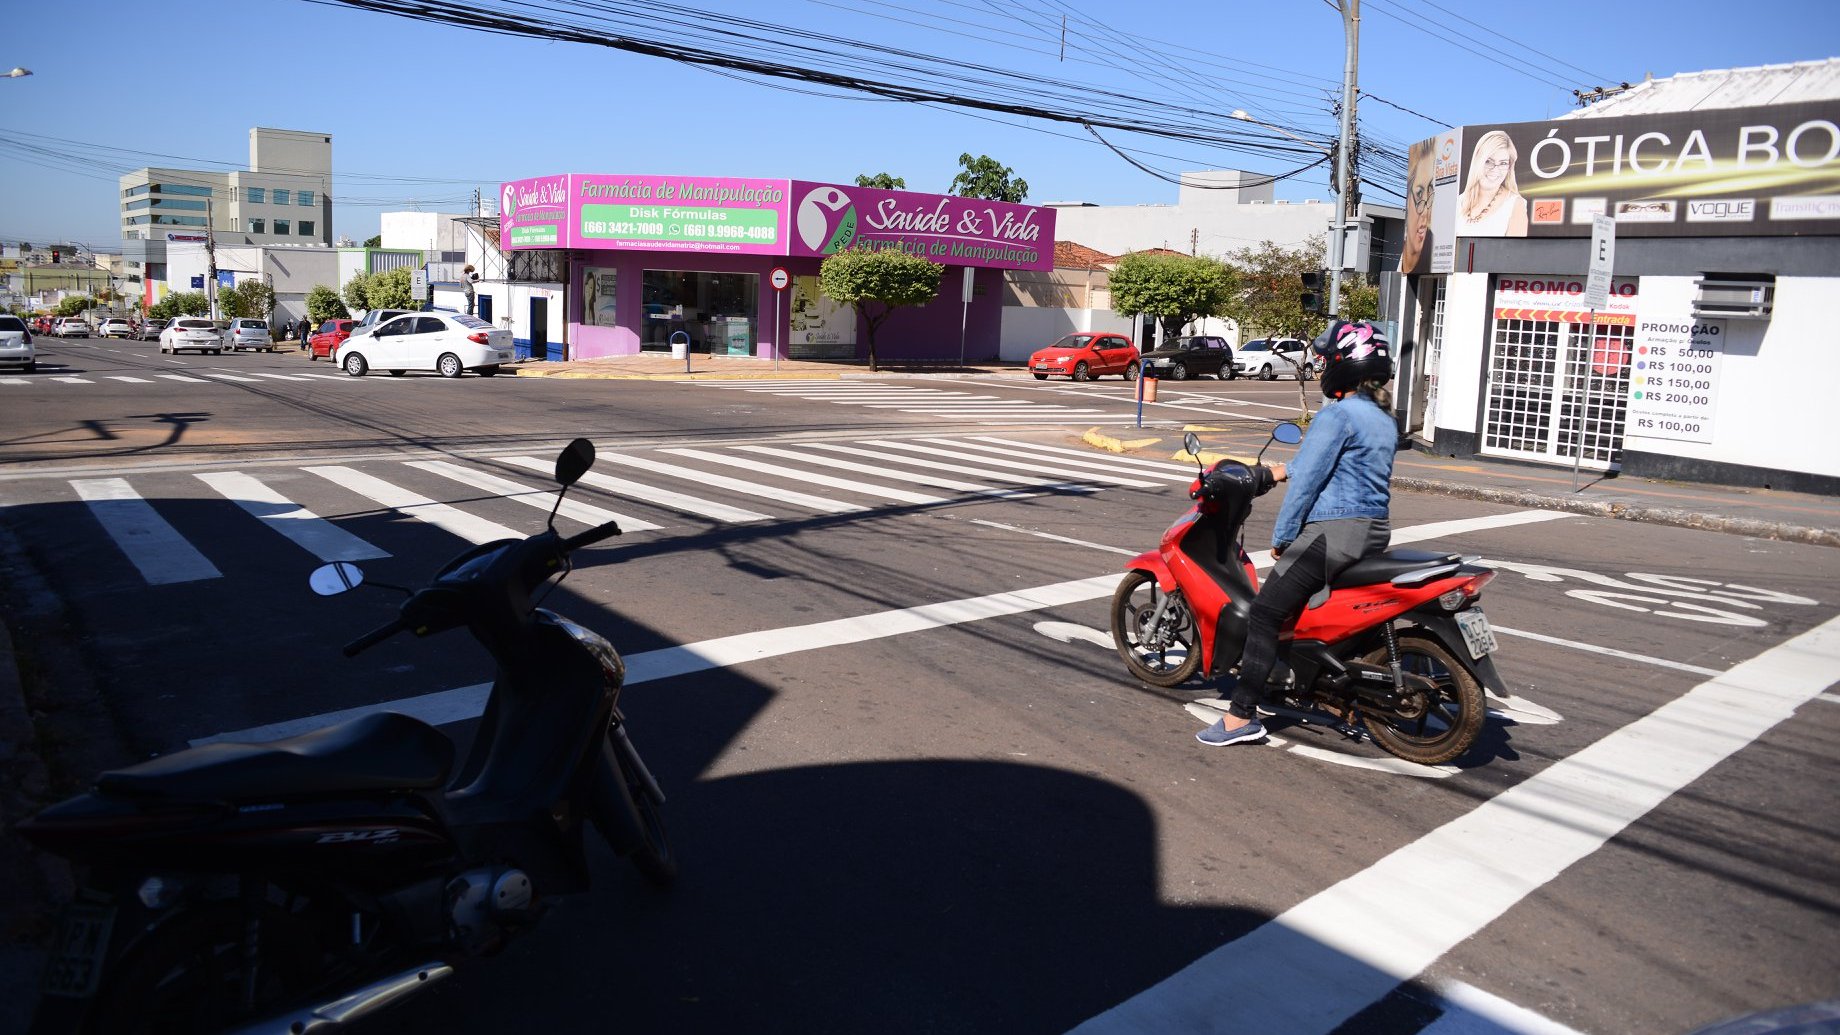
[226,961,454,1035]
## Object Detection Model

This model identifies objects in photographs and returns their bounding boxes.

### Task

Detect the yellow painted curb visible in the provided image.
[1172,449,1255,466]
[1082,427,1162,453]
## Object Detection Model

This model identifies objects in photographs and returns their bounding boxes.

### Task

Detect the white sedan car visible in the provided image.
[1233,337,1316,381]
[98,318,135,338]
[0,314,35,372]
[335,312,514,378]
[160,317,225,355]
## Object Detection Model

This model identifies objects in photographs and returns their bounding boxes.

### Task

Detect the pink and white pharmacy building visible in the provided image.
[479,173,1055,365]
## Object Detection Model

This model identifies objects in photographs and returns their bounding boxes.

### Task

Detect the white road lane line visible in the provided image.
[665,447,945,505]
[1067,612,1840,1035]
[1493,625,1721,676]
[867,439,1160,488]
[596,450,866,514]
[0,378,29,385]
[1418,978,1587,1035]
[156,374,209,382]
[51,377,93,384]
[195,471,390,562]
[496,455,773,523]
[1815,692,1840,704]
[405,460,661,532]
[303,466,524,545]
[197,372,262,382]
[70,478,222,584]
[244,371,316,381]
[106,376,155,383]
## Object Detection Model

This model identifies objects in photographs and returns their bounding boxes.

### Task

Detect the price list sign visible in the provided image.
[1629,318,1724,443]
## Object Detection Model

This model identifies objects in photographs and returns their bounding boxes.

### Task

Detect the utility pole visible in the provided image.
[206,196,220,320]
[1328,0,1359,317]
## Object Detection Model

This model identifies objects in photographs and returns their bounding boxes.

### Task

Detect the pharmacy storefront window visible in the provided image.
[582,266,618,328]
[641,270,756,356]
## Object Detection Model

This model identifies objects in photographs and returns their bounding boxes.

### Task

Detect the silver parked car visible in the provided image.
[225,318,274,352]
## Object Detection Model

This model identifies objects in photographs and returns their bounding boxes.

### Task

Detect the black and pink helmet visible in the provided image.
[1314,320,1394,399]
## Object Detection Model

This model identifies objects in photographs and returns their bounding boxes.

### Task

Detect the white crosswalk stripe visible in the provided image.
[157,374,209,383]
[197,371,264,382]
[106,376,155,383]
[496,455,774,523]
[40,436,1189,586]
[71,478,222,584]
[304,465,526,544]
[405,460,662,532]
[195,471,391,562]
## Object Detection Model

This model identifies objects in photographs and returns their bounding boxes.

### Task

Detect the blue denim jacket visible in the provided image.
[1270,393,1395,551]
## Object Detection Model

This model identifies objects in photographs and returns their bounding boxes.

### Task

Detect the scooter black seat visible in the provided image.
[97,711,454,802]
[1332,549,1463,589]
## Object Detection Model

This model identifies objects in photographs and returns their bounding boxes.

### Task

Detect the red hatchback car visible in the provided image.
[307,319,357,361]
[1028,332,1140,381]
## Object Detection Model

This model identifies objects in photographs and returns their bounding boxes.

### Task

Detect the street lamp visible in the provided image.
[4,68,32,78]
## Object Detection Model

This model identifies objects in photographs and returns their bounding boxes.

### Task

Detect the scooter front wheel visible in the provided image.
[1355,631,1485,765]
[1111,571,1202,687]
[591,727,678,887]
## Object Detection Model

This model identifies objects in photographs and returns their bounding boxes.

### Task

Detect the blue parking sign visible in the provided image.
[190,275,204,289]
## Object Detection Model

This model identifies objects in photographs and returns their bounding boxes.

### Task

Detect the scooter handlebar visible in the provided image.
[343,617,407,657]
[562,520,624,552]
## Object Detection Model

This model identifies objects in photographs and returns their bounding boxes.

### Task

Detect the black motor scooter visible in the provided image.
[20,438,672,1035]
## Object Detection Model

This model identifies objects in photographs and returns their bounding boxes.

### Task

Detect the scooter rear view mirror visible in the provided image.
[555,438,596,488]
[309,562,366,596]
[1182,431,1203,471]
[1257,421,1303,462]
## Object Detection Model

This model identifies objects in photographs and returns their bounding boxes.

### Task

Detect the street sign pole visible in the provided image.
[958,266,974,366]
[769,266,790,375]
[1576,214,1616,491]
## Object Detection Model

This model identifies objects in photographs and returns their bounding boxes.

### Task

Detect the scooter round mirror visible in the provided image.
[555,438,596,488]
[1182,431,1202,465]
[309,562,366,596]
[1272,422,1303,445]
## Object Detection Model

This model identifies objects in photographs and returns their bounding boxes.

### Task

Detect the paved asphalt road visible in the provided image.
[1,336,1836,1035]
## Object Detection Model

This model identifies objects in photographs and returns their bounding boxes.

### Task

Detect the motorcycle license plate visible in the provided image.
[40,900,115,998]
[1456,609,1498,660]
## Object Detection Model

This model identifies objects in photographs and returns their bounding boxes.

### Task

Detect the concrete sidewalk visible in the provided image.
[509,353,1021,380]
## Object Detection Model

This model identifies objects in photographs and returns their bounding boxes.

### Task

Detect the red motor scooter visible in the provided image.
[1110,426,1504,765]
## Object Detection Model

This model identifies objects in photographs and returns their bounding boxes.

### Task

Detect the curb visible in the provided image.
[1391,477,1840,548]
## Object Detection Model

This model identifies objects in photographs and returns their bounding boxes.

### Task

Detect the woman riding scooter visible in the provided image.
[1197,320,1398,746]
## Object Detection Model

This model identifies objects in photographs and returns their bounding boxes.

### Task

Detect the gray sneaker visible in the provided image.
[1196,717,1267,746]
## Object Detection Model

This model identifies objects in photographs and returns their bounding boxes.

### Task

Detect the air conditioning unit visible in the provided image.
[1693,275,1773,320]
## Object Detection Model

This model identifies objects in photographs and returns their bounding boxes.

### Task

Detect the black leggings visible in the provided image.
[1225,535,1332,720]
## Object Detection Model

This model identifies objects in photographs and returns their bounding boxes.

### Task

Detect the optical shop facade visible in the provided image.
[495,173,1054,364]
[1388,84,1840,493]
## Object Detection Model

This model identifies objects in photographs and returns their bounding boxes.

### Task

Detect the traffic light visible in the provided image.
[1299,270,1325,315]
[50,249,59,264]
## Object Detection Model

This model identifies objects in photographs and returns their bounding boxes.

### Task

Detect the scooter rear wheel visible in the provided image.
[1356,631,1485,765]
[1111,571,1203,687]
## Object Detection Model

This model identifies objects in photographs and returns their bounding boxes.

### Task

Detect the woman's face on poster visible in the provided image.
[1478,138,1515,191]
[1407,159,1433,250]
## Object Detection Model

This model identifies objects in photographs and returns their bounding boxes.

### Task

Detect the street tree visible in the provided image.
[854,173,906,190]
[1337,277,1379,322]
[816,247,943,373]
[1108,252,1239,342]
[342,268,417,313]
[1228,236,1336,420]
[948,153,1028,203]
[54,295,95,318]
[148,292,209,321]
[363,234,382,247]
[306,285,350,324]
[219,280,276,320]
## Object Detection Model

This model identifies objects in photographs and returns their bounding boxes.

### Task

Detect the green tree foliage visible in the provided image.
[148,291,210,321]
[54,295,95,317]
[1107,253,1239,342]
[854,173,906,190]
[306,285,350,324]
[1230,236,1330,343]
[947,153,1028,203]
[219,280,276,320]
[816,248,943,372]
[342,268,417,313]
[363,234,382,248]
[1337,277,1379,322]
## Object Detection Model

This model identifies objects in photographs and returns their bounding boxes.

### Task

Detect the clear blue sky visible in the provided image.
[2,0,1834,251]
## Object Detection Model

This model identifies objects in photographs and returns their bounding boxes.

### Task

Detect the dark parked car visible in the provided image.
[1140,335,1234,381]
